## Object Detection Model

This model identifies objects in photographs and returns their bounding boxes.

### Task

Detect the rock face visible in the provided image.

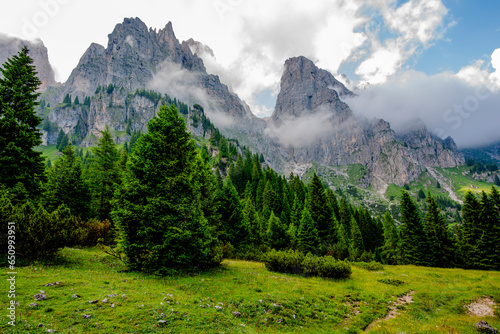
[0,35,58,89]
[263,56,464,185]
[38,20,463,186]
[40,18,255,147]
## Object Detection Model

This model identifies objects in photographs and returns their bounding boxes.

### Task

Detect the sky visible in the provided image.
[0,0,499,148]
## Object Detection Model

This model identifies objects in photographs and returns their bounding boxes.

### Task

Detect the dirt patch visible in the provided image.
[364,291,415,332]
[466,296,497,317]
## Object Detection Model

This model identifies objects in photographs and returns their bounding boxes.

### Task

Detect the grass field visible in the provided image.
[1,248,498,333]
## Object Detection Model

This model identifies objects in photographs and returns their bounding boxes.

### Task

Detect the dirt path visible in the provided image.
[364,291,415,332]
[426,167,463,205]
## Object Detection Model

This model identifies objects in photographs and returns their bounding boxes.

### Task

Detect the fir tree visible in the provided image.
[460,191,482,268]
[308,173,333,241]
[242,196,259,245]
[112,105,221,273]
[0,46,46,197]
[88,126,119,221]
[74,96,80,105]
[267,211,288,250]
[42,144,91,219]
[297,207,318,254]
[336,223,350,260]
[399,190,433,266]
[216,177,245,247]
[349,217,365,261]
[477,192,500,270]
[425,192,455,268]
[381,211,400,265]
[56,129,65,149]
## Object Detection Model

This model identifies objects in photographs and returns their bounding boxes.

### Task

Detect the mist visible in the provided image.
[345,70,500,148]
[147,59,236,128]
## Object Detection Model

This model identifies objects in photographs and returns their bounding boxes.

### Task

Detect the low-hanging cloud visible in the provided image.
[345,69,500,148]
[264,106,335,147]
[148,60,235,127]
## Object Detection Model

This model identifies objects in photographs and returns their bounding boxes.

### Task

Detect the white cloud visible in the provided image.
[347,48,500,148]
[353,0,450,84]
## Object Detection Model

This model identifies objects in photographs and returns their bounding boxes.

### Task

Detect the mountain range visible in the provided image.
[1,17,469,187]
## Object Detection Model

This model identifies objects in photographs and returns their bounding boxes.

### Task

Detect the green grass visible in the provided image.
[1,248,498,333]
[437,166,495,197]
[35,145,62,163]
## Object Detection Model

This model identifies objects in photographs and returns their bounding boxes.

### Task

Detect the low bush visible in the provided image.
[264,250,351,279]
[352,261,385,271]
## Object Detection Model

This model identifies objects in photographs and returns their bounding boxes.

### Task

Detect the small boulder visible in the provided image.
[29,302,39,307]
[89,300,99,304]
[232,311,241,317]
[102,298,109,303]
[34,293,46,301]
[158,320,167,324]
[476,320,498,334]
[71,294,80,298]
[82,314,91,319]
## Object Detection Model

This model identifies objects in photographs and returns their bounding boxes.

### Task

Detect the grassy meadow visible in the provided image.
[1,248,498,333]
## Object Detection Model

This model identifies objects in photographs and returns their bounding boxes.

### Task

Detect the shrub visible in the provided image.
[352,261,385,271]
[317,256,352,279]
[0,194,76,262]
[72,218,112,246]
[301,253,321,277]
[264,249,352,279]
[264,249,304,274]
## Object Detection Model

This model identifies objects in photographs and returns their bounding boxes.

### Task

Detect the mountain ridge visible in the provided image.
[5,17,465,186]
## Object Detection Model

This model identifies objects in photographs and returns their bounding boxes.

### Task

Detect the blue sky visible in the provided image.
[414,0,500,74]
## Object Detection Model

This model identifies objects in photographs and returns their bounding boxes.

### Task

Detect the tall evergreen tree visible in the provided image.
[216,177,245,247]
[42,144,91,219]
[267,211,288,250]
[88,126,119,221]
[460,191,482,268]
[381,211,400,265]
[425,192,455,268]
[297,207,318,254]
[0,46,45,197]
[112,105,221,273]
[308,173,333,241]
[477,192,500,270]
[242,195,259,245]
[349,216,365,260]
[399,190,433,266]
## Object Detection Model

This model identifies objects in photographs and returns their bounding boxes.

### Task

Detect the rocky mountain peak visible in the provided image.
[0,35,58,89]
[270,56,353,125]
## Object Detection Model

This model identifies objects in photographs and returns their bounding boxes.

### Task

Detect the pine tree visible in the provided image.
[460,191,482,268]
[74,96,80,105]
[339,197,352,239]
[242,196,259,245]
[42,144,91,219]
[381,211,400,265]
[112,104,221,273]
[477,192,500,270]
[425,192,455,268]
[0,46,46,197]
[336,223,350,260]
[326,188,340,222]
[297,207,318,254]
[56,129,65,149]
[217,177,244,247]
[308,173,333,241]
[399,190,433,266]
[349,217,365,261]
[88,126,119,221]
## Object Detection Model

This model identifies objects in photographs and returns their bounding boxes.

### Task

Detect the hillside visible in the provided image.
[1,247,498,333]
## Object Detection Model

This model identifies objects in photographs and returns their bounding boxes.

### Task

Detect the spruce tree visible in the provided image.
[0,46,45,197]
[425,193,455,268]
[477,192,500,270]
[460,191,482,268]
[399,190,433,266]
[349,216,365,261]
[308,173,333,241]
[216,177,244,247]
[297,207,318,254]
[88,126,119,221]
[336,223,350,260]
[381,211,400,265]
[42,143,91,219]
[112,105,221,273]
[242,196,259,245]
[267,211,287,250]
[56,129,65,150]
